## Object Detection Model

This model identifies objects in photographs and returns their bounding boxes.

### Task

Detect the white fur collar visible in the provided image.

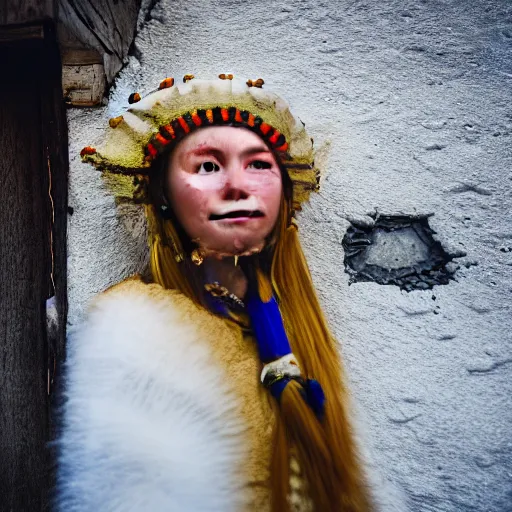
[56,283,247,511]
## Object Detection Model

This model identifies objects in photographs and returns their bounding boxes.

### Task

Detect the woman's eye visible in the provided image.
[197,161,220,174]
[248,160,272,170]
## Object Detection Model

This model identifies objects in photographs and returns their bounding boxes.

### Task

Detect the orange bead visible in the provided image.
[246,78,264,88]
[178,117,191,133]
[80,146,96,157]
[128,92,141,104]
[269,130,281,144]
[146,143,157,157]
[260,122,272,135]
[161,124,176,138]
[109,116,124,128]
[155,133,170,146]
[191,110,202,126]
[159,77,175,89]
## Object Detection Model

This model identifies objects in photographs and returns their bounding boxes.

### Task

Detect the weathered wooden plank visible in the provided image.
[0,45,50,512]
[58,25,106,106]
[0,21,68,511]
[0,23,45,42]
[58,0,142,83]
[62,60,106,106]
[61,46,101,65]
[0,0,54,25]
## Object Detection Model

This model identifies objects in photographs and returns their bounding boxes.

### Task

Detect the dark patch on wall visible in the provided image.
[342,213,464,291]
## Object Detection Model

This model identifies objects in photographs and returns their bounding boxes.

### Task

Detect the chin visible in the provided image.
[202,233,267,257]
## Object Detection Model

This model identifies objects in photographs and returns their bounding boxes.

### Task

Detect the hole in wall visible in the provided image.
[342,213,464,291]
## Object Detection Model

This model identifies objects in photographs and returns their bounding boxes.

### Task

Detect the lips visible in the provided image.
[209,210,264,221]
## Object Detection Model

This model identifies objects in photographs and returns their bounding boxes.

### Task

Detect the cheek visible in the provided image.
[187,173,227,192]
[250,173,282,217]
[171,171,226,197]
[169,173,218,234]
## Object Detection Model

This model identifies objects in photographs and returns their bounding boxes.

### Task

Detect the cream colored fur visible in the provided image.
[56,281,248,511]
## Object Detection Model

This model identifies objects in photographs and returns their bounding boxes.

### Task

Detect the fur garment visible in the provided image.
[56,278,253,511]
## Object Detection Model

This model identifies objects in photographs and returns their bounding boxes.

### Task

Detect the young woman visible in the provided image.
[57,77,371,511]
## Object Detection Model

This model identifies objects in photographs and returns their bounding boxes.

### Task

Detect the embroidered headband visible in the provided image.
[80,75,320,210]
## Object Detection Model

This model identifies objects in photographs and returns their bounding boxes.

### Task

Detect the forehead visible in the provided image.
[173,126,269,155]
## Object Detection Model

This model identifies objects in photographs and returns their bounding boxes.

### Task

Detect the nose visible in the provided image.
[221,165,249,201]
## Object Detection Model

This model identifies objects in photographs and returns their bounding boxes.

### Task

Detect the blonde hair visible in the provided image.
[146,192,370,511]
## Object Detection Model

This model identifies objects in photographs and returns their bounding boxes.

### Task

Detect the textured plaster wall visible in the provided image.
[66,1,512,510]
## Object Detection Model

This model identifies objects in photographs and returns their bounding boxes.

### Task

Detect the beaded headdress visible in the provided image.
[81,75,320,211]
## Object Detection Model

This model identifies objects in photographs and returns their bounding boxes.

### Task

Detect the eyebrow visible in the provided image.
[240,145,271,157]
[187,144,271,158]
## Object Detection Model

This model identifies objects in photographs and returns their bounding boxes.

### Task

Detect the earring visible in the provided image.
[191,248,204,266]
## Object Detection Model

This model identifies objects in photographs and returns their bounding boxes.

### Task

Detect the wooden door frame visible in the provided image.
[0,20,68,511]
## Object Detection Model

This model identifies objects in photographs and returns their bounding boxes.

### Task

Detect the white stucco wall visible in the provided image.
[67,1,512,510]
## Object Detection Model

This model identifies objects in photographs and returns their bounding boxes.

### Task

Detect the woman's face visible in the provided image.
[166,126,283,257]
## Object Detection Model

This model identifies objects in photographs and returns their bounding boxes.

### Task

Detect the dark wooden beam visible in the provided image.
[0,21,68,511]
[0,0,55,25]
[0,22,45,42]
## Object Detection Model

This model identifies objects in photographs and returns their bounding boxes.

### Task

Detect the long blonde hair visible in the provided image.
[146,166,370,511]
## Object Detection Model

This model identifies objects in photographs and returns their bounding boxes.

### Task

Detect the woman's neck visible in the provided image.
[203,256,248,299]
